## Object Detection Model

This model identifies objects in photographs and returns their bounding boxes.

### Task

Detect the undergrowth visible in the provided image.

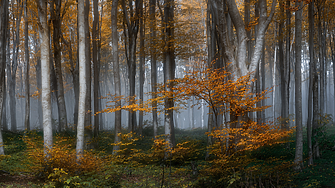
[1,123,335,187]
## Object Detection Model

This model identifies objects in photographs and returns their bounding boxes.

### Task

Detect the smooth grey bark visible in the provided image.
[93,0,100,138]
[9,0,23,132]
[261,39,265,122]
[122,0,140,132]
[225,0,276,79]
[206,0,213,146]
[294,0,303,171]
[312,34,320,159]
[318,3,324,116]
[112,0,121,152]
[245,0,251,64]
[24,0,30,131]
[332,31,335,126]
[52,0,67,131]
[164,0,176,147]
[38,0,53,155]
[0,0,9,155]
[307,0,314,166]
[76,0,86,160]
[61,29,78,130]
[150,0,158,137]
[256,64,261,124]
[34,33,43,130]
[139,0,145,135]
[84,0,92,148]
[278,0,289,130]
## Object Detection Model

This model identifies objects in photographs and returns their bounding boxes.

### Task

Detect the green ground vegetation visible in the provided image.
[1,116,335,187]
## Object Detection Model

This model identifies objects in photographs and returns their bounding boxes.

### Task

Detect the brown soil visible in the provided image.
[0,173,42,187]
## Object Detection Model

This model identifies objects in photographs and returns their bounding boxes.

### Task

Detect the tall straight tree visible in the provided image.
[307,0,314,166]
[307,0,315,165]
[294,0,303,171]
[122,0,140,132]
[317,1,324,115]
[93,0,100,138]
[9,0,23,132]
[84,0,92,145]
[24,0,30,131]
[52,0,67,131]
[138,0,145,135]
[149,0,158,137]
[76,0,86,160]
[0,0,9,155]
[164,0,176,147]
[112,0,121,152]
[38,0,52,156]
[278,0,289,130]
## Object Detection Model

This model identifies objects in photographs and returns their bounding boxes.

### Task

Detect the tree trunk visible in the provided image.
[318,3,324,116]
[112,0,121,152]
[38,0,53,156]
[9,0,23,132]
[93,0,100,139]
[138,0,145,135]
[76,0,86,160]
[150,0,158,137]
[164,0,176,147]
[121,0,140,132]
[24,0,30,131]
[0,0,9,155]
[294,0,303,171]
[278,0,289,130]
[307,0,314,166]
[52,0,67,131]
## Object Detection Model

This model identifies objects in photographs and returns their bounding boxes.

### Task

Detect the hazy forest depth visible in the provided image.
[1,0,335,187]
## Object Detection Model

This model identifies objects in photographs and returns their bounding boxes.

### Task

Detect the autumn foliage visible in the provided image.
[23,132,102,178]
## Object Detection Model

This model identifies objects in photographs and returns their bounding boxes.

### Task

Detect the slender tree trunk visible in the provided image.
[0,0,9,155]
[112,0,121,152]
[312,37,320,159]
[38,0,52,157]
[93,0,100,138]
[84,0,93,149]
[261,40,265,122]
[52,0,67,131]
[307,0,314,166]
[138,0,145,135]
[122,0,139,132]
[294,0,303,171]
[24,0,30,131]
[332,32,335,123]
[10,0,23,132]
[76,0,86,160]
[150,0,158,137]
[278,0,288,130]
[32,33,43,130]
[318,3,324,116]
[164,0,176,147]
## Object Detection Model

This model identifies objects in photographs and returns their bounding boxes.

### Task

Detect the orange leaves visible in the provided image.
[153,61,271,120]
[23,132,102,177]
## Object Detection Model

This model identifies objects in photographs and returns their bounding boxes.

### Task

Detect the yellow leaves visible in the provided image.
[23,132,102,177]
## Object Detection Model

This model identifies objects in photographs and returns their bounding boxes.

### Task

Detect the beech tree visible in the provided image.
[0,0,9,155]
[164,0,176,147]
[294,0,303,171]
[112,0,122,152]
[51,0,67,131]
[122,0,140,132]
[38,0,53,156]
[76,0,86,160]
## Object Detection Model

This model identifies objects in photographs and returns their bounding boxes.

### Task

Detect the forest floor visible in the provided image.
[1,121,335,187]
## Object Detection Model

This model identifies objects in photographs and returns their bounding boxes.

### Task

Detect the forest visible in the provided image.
[0,0,335,187]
